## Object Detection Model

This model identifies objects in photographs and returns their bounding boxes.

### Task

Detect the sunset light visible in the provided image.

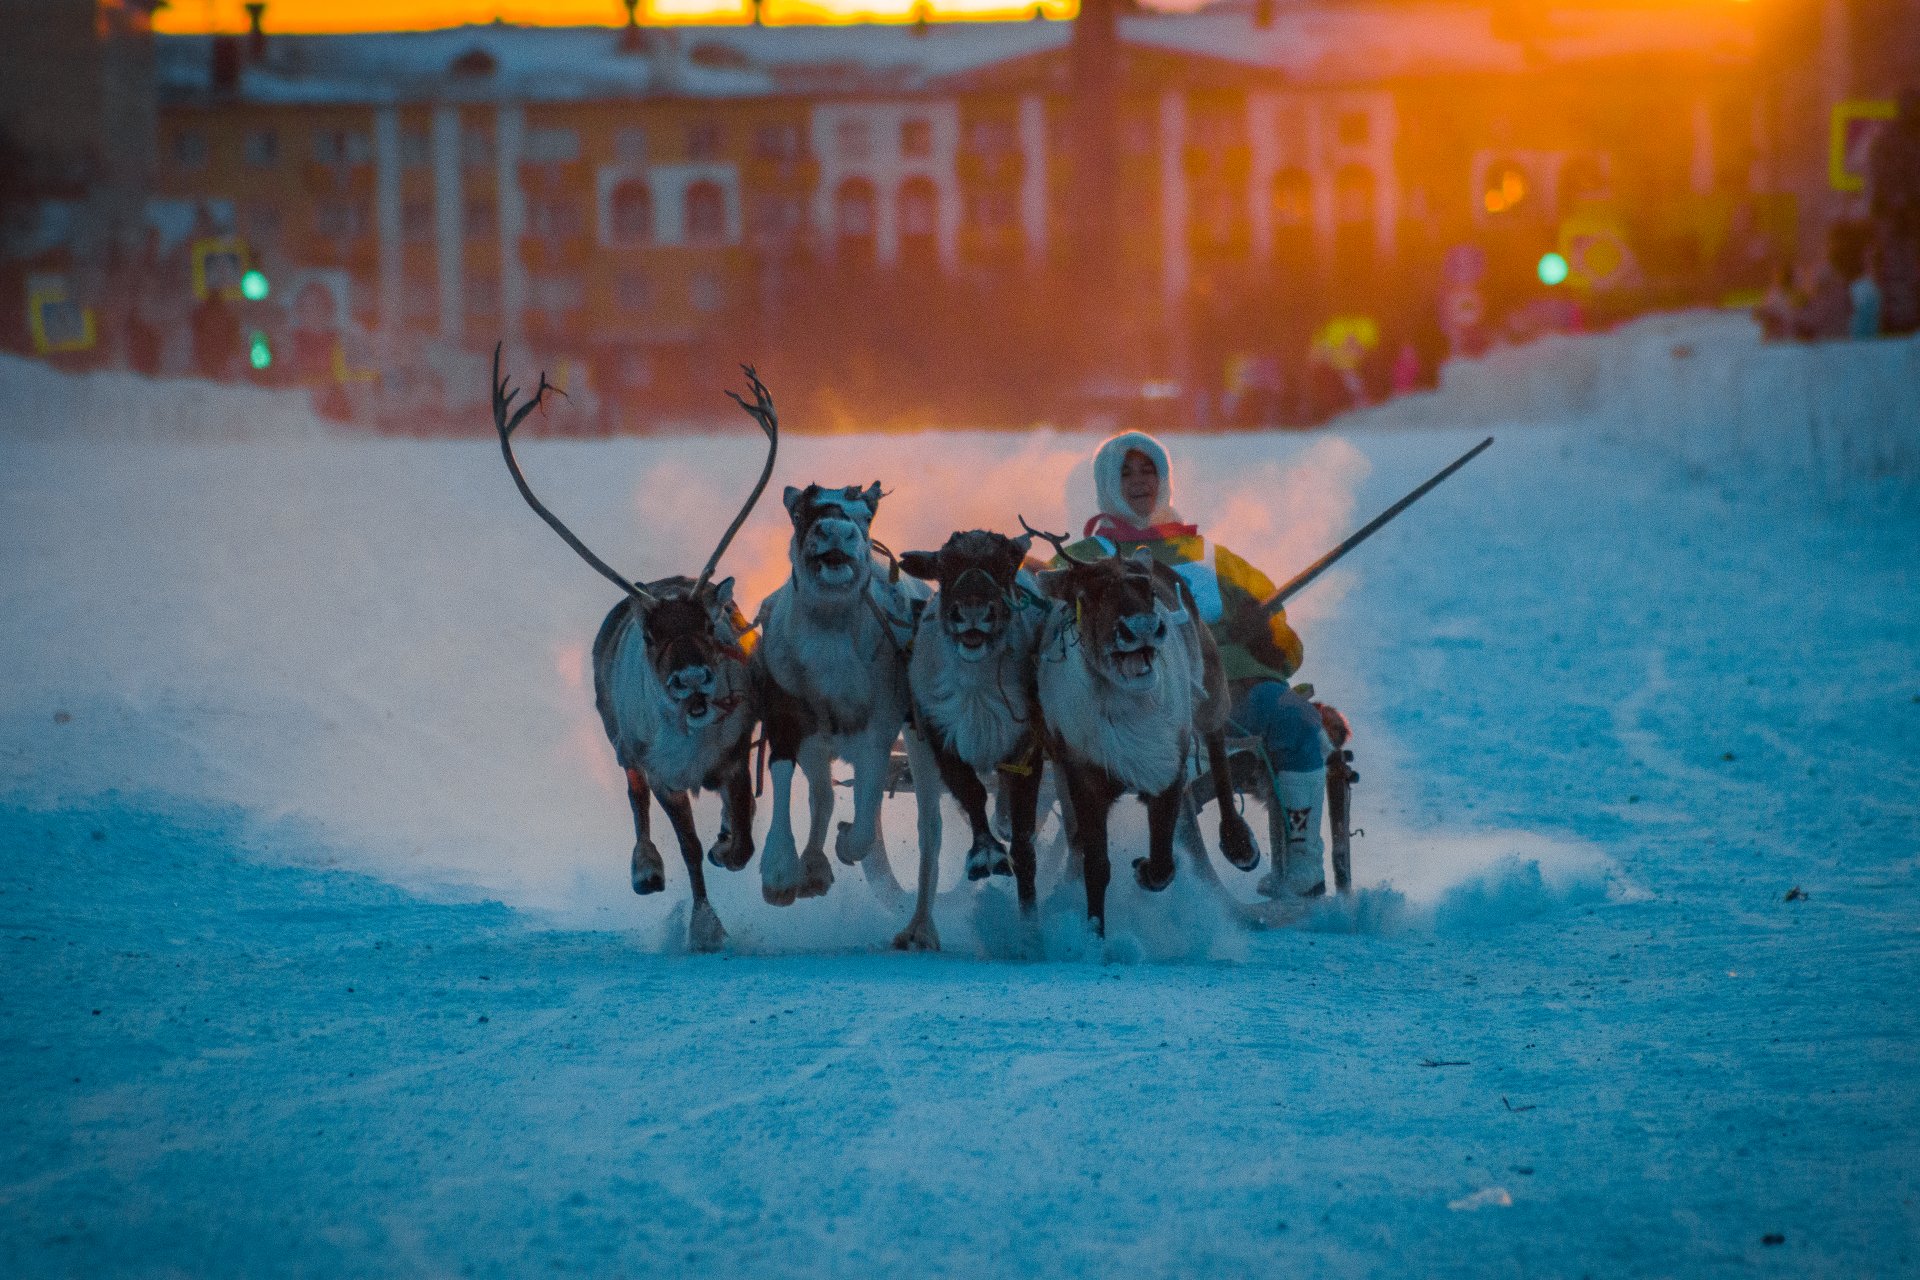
[154,0,1081,30]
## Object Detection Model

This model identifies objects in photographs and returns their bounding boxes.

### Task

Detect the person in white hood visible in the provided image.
[1054,430,1340,897]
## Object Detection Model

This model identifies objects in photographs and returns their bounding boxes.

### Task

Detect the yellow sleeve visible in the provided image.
[1214,544,1304,677]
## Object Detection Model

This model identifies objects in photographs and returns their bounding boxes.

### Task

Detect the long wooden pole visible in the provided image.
[1261,436,1494,615]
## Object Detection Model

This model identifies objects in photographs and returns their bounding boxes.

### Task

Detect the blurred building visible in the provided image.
[145,2,1770,426]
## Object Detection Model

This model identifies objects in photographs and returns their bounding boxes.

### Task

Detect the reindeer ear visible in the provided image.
[710,576,736,608]
[898,551,940,581]
[862,481,884,510]
[783,485,805,515]
[1010,532,1034,557]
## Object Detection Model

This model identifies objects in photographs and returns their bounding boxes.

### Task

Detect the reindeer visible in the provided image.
[892,530,1047,949]
[1022,521,1258,936]
[750,483,935,921]
[493,348,777,952]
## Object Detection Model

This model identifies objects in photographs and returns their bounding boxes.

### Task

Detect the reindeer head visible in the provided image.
[783,482,883,597]
[1037,545,1175,691]
[632,575,747,729]
[899,529,1034,663]
[493,351,778,728]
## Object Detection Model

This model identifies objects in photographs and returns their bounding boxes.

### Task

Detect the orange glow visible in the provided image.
[155,0,1078,31]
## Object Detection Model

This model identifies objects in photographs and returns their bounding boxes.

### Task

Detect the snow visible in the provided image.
[3,345,1918,1274]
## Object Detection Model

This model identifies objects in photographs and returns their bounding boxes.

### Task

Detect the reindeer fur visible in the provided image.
[1034,548,1256,933]
[751,483,936,912]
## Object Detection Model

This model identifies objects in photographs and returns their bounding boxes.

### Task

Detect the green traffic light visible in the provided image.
[1537,252,1570,286]
[241,270,270,301]
[249,331,272,370]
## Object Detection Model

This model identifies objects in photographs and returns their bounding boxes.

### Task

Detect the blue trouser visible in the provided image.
[1226,681,1328,773]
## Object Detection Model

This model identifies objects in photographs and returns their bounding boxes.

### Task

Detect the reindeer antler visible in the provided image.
[1018,515,1093,567]
[696,363,780,594]
[492,343,654,604]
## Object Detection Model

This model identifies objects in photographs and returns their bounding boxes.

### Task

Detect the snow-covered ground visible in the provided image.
[2,343,1916,1276]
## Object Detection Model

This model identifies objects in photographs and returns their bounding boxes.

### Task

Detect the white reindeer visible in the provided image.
[750,483,936,915]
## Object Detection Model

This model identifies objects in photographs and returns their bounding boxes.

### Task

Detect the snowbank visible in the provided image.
[1344,311,1920,492]
[0,354,335,443]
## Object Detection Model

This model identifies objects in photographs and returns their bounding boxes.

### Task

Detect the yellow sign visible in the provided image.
[26,276,96,354]
[1830,99,1897,194]
[192,236,251,300]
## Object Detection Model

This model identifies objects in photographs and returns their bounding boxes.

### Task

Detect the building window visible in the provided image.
[687,120,722,161]
[966,119,1014,156]
[615,127,648,166]
[898,178,938,239]
[1335,110,1371,148]
[1335,166,1374,224]
[615,348,653,390]
[530,273,585,313]
[529,197,583,239]
[243,128,279,168]
[749,195,803,242]
[684,181,726,242]
[245,202,282,240]
[966,189,1015,231]
[754,122,800,161]
[312,128,371,167]
[616,270,651,313]
[1272,168,1313,229]
[314,200,368,238]
[689,270,722,313]
[835,178,876,265]
[467,274,500,315]
[464,199,497,238]
[1481,161,1529,216]
[524,127,580,165]
[462,127,494,169]
[835,118,872,162]
[609,180,653,244]
[901,117,933,160]
[171,129,209,171]
[399,127,432,168]
[402,199,434,243]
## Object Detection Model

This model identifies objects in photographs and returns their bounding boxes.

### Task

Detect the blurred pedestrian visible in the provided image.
[1850,249,1883,339]
[1390,339,1421,395]
[190,288,239,380]
[1756,263,1798,341]
[1867,92,1920,334]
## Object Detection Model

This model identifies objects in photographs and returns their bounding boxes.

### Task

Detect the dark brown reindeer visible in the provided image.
[493,348,777,952]
[894,530,1048,948]
[1023,520,1258,936]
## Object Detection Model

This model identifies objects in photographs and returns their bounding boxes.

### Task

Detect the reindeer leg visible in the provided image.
[1007,763,1042,913]
[1134,780,1182,892]
[625,766,666,895]
[1063,767,1116,936]
[835,731,889,865]
[1205,731,1260,872]
[658,789,725,952]
[795,737,836,899]
[892,728,944,952]
[933,745,1003,883]
[708,756,757,871]
[758,695,809,906]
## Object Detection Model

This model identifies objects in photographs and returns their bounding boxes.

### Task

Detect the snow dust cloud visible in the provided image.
[0,367,1618,954]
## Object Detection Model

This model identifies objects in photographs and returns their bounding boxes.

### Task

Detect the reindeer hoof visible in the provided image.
[762,881,800,907]
[1219,818,1260,872]
[834,820,872,866]
[796,848,835,899]
[1133,855,1175,892]
[892,917,940,952]
[631,845,666,895]
[964,837,1007,882]
[708,834,755,872]
[689,901,727,953]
